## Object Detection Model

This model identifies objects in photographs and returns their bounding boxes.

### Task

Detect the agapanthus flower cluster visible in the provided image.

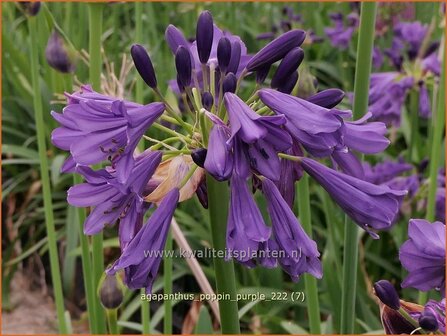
[53,10,407,291]
[374,219,445,334]
[367,20,441,126]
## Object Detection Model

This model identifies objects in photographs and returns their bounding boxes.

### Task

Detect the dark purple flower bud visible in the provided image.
[20,2,41,16]
[175,46,192,88]
[165,24,189,54]
[227,42,242,74]
[222,73,237,94]
[131,44,157,88]
[246,30,306,72]
[419,83,431,118]
[424,41,440,58]
[99,274,124,310]
[45,31,76,74]
[217,37,232,73]
[329,12,343,22]
[195,180,208,209]
[373,280,401,310]
[201,92,214,110]
[307,89,345,108]
[196,11,214,64]
[277,71,298,94]
[256,65,271,84]
[191,148,207,168]
[271,47,304,89]
[419,312,439,331]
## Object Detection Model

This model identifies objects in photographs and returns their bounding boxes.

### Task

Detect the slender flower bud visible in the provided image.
[20,2,41,16]
[256,65,271,84]
[246,30,306,72]
[277,71,298,94]
[45,31,77,73]
[227,42,241,74]
[98,274,125,310]
[217,37,232,73]
[419,312,439,331]
[374,280,401,310]
[307,88,345,108]
[222,73,237,94]
[271,47,304,89]
[131,44,157,88]
[196,11,214,64]
[201,92,214,110]
[165,24,189,54]
[175,46,192,88]
[191,148,207,168]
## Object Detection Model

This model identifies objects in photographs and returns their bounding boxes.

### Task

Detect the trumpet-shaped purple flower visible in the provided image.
[68,150,162,244]
[399,219,445,293]
[226,176,271,263]
[276,142,303,208]
[419,82,431,118]
[51,86,164,182]
[107,188,179,293]
[262,178,322,281]
[363,159,413,185]
[422,299,446,333]
[258,88,343,157]
[301,157,407,237]
[324,12,358,50]
[224,92,292,180]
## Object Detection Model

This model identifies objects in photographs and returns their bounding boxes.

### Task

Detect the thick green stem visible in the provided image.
[28,16,68,334]
[164,229,173,334]
[74,175,97,333]
[206,175,240,334]
[419,42,445,304]
[296,175,321,334]
[141,288,150,334]
[106,309,119,334]
[340,3,377,333]
[88,4,107,333]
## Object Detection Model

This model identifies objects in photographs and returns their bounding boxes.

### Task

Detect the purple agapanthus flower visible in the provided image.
[224,92,292,181]
[324,12,358,50]
[226,176,271,264]
[262,178,322,281]
[367,73,414,126]
[68,150,162,247]
[51,85,164,182]
[107,188,179,293]
[259,88,344,157]
[300,157,407,237]
[399,219,445,294]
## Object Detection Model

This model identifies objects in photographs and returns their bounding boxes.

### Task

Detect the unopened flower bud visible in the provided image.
[131,44,157,88]
[191,148,207,168]
[196,11,214,64]
[307,88,345,108]
[201,92,214,110]
[20,2,41,16]
[222,73,237,94]
[277,71,298,94]
[175,46,192,88]
[246,29,306,72]
[99,273,124,310]
[271,47,304,89]
[165,24,189,54]
[45,31,77,73]
[374,280,401,310]
[419,312,439,331]
[217,37,232,73]
[227,42,242,74]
